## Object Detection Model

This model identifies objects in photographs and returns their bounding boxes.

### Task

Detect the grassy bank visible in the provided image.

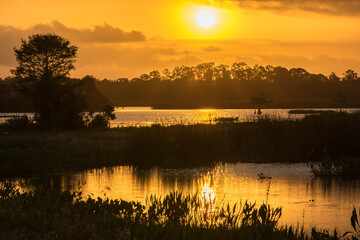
[0,184,345,240]
[1,112,360,178]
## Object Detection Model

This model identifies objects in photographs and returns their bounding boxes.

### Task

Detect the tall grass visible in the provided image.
[1,112,360,178]
[308,157,360,178]
[0,183,341,240]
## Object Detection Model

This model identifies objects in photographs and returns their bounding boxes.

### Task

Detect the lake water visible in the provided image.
[110,107,358,127]
[2,108,360,233]
[7,162,360,234]
[2,108,357,127]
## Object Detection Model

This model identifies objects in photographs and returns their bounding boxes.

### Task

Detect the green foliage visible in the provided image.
[11,34,86,129]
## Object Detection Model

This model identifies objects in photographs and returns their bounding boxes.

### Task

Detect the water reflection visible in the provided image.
[5,162,360,233]
[1,108,359,126]
[199,174,217,212]
[110,108,359,127]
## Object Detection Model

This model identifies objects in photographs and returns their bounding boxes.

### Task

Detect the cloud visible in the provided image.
[75,44,204,78]
[0,21,203,78]
[0,21,146,68]
[1,22,359,79]
[196,0,360,16]
[203,45,222,52]
[31,21,146,43]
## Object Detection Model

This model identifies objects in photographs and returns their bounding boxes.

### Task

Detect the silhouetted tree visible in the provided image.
[334,89,347,111]
[149,70,161,82]
[273,67,290,83]
[88,105,116,128]
[251,92,271,114]
[139,74,150,81]
[11,33,85,129]
[329,72,340,82]
[343,69,358,82]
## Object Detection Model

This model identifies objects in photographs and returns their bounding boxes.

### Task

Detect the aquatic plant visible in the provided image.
[214,117,239,124]
[1,111,360,178]
[308,157,360,178]
[288,110,335,114]
[344,207,360,240]
[0,183,343,240]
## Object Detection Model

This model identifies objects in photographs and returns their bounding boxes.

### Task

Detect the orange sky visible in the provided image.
[0,0,360,78]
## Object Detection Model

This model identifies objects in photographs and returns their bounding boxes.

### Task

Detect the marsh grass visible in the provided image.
[0,183,341,240]
[308,157,360,178]
[1,111,360,178]
[288,110,336,114]
[344,207,360,240]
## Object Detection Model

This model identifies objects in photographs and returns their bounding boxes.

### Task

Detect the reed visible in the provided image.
[308,157,360,178]
[1,111,360,178]
[0,183,342,240]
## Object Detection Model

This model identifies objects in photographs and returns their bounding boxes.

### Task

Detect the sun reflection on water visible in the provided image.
[200,182,216,210]
[198,168,220,213]
[3,163,360,233]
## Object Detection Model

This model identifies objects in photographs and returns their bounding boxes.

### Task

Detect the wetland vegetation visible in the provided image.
[0,183,351,240]
[1,111,360,179]
[1,33,360,239]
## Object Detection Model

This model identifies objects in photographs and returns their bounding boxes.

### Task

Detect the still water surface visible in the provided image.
[9,162,360,233]
[1,108,358,127]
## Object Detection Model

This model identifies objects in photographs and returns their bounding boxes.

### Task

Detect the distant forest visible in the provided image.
[0,76,111,112]
[1,62,360,111]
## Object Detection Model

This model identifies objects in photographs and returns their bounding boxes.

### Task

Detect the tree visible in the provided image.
[342,69,358,82]
[251,92,271,114]
[334,89,347,111]
[11,34,85,129]
[329,72,340,82]
[87,105,116,128]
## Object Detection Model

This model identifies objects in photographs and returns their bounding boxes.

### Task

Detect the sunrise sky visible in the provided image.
[1,0,360,79]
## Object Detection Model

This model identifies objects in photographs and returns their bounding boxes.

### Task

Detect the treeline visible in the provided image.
[2,62,360,110]
[0,76,111,112]
[94,62,360,108]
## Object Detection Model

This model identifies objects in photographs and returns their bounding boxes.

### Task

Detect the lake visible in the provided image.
[2,107,357,126]
[110,107,358,127]
[7,162,360,234]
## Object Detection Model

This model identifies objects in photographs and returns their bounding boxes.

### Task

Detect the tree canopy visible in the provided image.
[11,34,85,129]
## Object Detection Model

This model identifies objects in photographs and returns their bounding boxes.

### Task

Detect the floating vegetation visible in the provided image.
[214,117,239,124]
[288,109,336,114]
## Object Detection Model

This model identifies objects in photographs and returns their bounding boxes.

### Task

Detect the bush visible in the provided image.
[5,115,36,130]
[308,157,360,178]
[87,105,116,128]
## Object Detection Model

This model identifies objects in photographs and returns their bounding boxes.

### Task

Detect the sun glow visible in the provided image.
[196,9,216,29]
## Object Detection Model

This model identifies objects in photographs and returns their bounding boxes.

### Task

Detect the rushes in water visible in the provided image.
[343,207,360,240]
[308,157,360,178]
[0,183,347,240]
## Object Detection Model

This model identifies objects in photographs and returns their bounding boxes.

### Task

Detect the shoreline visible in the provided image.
[1,112,360,179]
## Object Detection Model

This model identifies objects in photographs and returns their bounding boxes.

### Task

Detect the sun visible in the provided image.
[196,9,216,29]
